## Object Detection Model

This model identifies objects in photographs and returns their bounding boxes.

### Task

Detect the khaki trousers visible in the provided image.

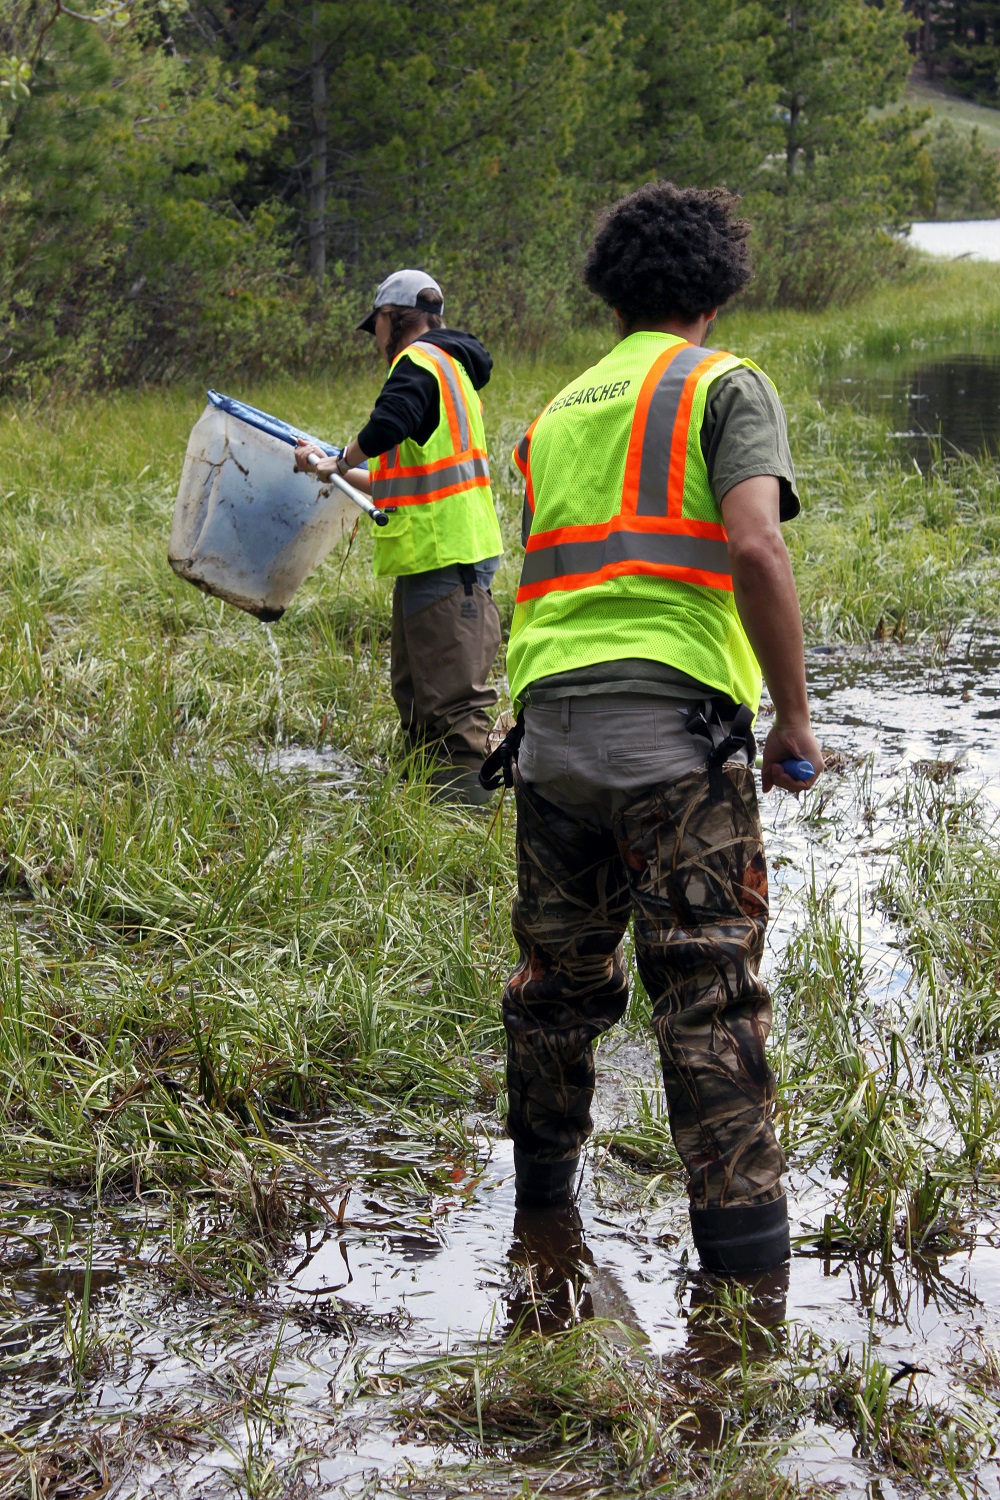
[390,576,501,767]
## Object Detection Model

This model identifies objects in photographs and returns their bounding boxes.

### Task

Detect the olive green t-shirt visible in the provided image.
[521,367,798,707]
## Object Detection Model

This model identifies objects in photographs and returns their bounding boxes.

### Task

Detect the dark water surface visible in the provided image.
[829,343,1000,466]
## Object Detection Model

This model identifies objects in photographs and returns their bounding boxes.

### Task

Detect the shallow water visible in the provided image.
[908,219,1000,263]
[7,640,1000,1496]
[252,742,361,786]
[830,344,1000,464]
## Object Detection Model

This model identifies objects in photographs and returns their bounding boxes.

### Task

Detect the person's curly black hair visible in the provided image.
[584,182,752,327]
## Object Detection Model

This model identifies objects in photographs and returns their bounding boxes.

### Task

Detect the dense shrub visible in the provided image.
[1,0,996,391]
[915,120,1000,220]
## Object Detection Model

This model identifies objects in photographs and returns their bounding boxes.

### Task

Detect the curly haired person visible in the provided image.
[493,182,823,1275]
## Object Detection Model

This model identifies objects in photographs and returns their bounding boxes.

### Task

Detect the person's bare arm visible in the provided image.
[293,438,372,493]
[340,464,372,495]
[721,475,823,794]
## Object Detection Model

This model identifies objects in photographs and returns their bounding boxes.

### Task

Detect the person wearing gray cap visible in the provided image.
[295,269,503,805]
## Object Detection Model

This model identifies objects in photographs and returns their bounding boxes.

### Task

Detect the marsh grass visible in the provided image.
[4,259,1000,1494]
[820,1342,995,1482]
[387,1318,816,1498]
[0,1439,113,1500]
[393,1319,675,1458]
[776,883,981,1254]
[385,1302,999,1498]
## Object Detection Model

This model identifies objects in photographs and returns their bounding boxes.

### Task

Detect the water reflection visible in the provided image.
[806,1243,983,1326]
[831,348,1000,465]
[505,1205,596,1333]
[504,1198,789,1448]
[5,1130,1000,1498]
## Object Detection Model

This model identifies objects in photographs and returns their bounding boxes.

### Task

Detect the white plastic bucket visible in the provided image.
[168,403,358,621]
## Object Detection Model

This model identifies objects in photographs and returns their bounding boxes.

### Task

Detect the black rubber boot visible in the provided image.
[513,1149,580,1208]
[690,1194,790,1275]
[429,763,495,807]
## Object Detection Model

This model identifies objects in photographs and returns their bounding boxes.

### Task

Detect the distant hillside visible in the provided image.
[906,74,1000,153]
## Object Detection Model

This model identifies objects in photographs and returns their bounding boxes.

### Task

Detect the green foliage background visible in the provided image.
[0,0,998,392]
[905,0,1000,105]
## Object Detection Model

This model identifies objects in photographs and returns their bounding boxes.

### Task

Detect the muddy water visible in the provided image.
[7,642,1000,1497]
[279,636,1000,1494]
[764,636,1000,1493]
[265,638,1000,1495]
[830,341,1000,465]
[252,742,361,786]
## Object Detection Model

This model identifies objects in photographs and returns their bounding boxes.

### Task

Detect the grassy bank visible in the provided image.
[904,75,1000,154]
[8,258,1000,651]
[3,259,1000,1497]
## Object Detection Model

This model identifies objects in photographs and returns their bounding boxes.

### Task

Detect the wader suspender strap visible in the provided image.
[458,563,477,597]
[478,712,525,790]
[685,699,755,802]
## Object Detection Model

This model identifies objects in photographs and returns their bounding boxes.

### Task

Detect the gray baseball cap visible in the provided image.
[356,268,444,334]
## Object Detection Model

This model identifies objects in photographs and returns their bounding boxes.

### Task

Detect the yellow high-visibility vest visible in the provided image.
[507,332,767,712]
[370,341,502,576]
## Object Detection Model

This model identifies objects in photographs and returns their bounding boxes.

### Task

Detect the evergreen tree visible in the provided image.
[746,0,923,306]
[1,0,993,387]
[173,0,638,305]
[906,0,1000,102]
[627,0,779,190]
[0,5,286,387]
[916,118,1000,218]
[765,0,912,180]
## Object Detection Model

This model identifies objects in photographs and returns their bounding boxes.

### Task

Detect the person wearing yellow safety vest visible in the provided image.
[295,269,503,805]
[483,183,824,1277]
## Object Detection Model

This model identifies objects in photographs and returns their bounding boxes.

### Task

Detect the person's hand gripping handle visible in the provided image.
[781,757,815,782]
[295,442,389,527]
[759,720,824,794]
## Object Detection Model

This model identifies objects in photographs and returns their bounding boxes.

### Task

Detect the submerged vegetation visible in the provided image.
[3,260,1000,1494]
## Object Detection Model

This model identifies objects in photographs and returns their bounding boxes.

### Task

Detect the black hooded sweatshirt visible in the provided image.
[357,329,493,459]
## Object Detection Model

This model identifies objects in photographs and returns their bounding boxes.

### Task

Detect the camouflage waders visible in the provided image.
[503,760,785,1211]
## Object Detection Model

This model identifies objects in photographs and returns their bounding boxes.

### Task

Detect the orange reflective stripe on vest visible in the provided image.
[514,417,539,518]
[369,338,501,577]
[519,518,731,601]
[375,453,491,504]
[374,341,489,508]
[516,343,734,602]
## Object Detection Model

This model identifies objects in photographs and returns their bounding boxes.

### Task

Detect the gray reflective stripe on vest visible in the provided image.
[412,342,471,450]
[634,343,714,517]
[376,453,490,500]
[520,529,731,587]
[516,432,530,465]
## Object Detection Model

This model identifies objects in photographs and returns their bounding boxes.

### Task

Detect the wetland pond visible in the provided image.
[829,338,1000,468]
[7,345,1000,1497]
[908,219,1000,264]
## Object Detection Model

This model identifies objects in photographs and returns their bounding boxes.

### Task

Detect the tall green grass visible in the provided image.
[4,259,1000,1494]
[2,258,1000,1203]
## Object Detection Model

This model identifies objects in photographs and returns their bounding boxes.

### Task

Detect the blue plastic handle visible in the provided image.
[780,758,815,782]
[207,390,339,457]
